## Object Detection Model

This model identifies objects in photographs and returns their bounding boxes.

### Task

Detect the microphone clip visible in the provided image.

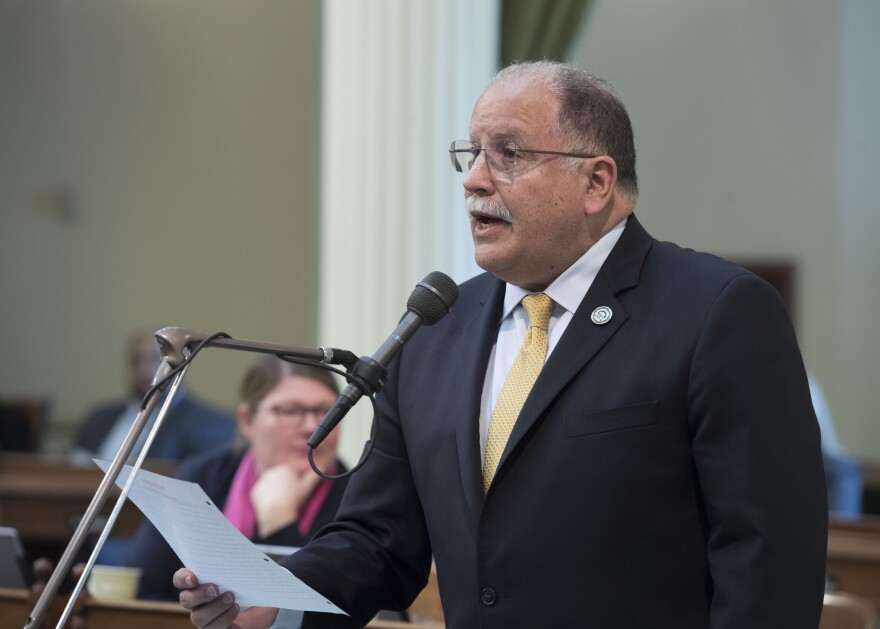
[345,356,388,397]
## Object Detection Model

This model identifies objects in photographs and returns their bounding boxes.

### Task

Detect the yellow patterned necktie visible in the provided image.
[483,293,553,493]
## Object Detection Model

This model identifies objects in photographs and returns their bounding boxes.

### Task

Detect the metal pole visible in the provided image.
[54,364,189,628]
[24,327,356,628]
[24,358,174,628]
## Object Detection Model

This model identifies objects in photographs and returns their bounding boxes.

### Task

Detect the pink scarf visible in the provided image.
[222,449,335,539]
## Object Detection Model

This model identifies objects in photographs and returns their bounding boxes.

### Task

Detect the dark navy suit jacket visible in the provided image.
[285,215,828,628]
[73,391,234,461]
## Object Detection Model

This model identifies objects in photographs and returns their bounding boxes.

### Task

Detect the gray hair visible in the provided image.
[492,61,639,199]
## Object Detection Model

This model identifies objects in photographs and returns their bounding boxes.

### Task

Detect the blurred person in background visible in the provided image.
[70,328,234,463]
[128,356,349,600]
[810,374,864,518]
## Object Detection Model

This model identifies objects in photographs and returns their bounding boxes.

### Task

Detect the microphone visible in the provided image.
[307,271,459,448]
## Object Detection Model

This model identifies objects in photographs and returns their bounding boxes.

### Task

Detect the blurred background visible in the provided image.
[0,0,877,485]
[2,1,880,623]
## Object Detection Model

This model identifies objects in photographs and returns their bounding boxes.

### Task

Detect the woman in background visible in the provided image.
[128,356,348,600]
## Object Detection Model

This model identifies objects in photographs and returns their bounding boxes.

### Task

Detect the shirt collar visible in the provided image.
[500,216,628,321]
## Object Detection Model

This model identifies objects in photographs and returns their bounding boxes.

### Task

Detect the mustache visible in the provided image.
[465,196,512,223]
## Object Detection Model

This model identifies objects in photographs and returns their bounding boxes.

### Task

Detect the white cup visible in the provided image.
[86,565,142,601]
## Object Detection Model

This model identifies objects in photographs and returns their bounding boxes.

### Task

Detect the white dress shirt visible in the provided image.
[479,217,626,462]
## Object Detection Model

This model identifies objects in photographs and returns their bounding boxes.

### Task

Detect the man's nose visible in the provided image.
[463,150,495,196]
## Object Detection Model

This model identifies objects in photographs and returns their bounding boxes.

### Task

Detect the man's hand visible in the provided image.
[174,568,280,629]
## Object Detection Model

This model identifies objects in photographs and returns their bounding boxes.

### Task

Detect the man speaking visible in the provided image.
[175,61,827,628]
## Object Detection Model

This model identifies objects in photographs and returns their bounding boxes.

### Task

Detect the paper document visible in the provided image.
[94,459,345,614]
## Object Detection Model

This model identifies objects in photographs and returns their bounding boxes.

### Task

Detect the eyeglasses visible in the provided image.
[264,404,333,423]
[449,140,596,173]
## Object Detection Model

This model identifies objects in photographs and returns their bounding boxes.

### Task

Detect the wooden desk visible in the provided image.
[0,586,32,628]
[76,597,192,629]
[0,587,439,629]
[827,515,880,608]
[0,453,174,546]
[0,586,191,629]
[0,452,178,575]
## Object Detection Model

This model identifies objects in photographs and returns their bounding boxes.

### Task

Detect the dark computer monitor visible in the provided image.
[0,526,33,588]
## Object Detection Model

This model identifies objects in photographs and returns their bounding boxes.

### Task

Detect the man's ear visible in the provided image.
[583,156,618,216]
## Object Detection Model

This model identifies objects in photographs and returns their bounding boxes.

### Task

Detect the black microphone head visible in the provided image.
[407,271,459,325]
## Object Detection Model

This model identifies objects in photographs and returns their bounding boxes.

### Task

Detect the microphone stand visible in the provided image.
[24,327,357,629]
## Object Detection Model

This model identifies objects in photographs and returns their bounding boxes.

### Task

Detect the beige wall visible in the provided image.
[0,1,321,449]
[571,0,880,459]
[2,0,877,464]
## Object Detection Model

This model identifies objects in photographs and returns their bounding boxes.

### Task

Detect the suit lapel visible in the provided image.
[491,214,653,488]
[452,278,505,529]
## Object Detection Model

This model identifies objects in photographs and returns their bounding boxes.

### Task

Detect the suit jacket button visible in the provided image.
[480,588,497,606]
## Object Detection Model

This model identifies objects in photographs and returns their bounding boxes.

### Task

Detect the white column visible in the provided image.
[834,0,880,455]
[319,0,500,463]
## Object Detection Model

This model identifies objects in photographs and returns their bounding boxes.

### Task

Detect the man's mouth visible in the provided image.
[466,196,512,228]
[470,211,507,228]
